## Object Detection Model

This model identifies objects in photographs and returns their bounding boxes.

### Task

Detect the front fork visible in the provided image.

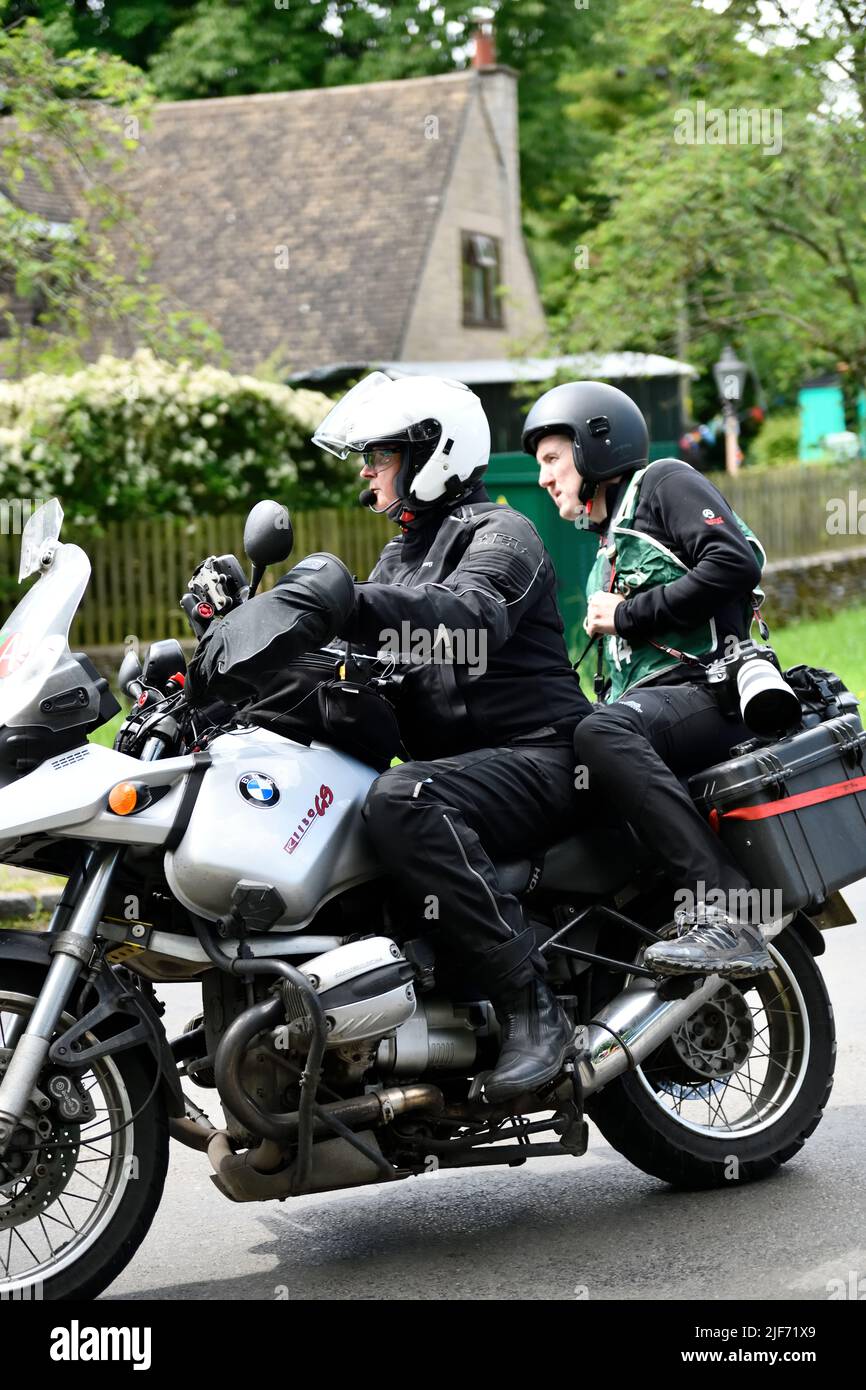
[0,734,168,1155]
[0,845,121,1155]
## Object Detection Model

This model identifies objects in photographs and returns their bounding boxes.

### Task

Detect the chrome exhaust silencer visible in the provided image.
[578,972,723,1096]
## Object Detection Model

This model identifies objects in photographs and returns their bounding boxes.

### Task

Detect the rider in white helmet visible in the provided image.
[312,372,592,1101]
[313,371,490,521]
[192,371,592,1101]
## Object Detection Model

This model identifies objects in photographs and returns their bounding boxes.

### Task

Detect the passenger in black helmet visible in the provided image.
[523,380,773,979]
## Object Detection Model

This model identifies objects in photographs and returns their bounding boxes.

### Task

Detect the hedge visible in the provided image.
[0,350,349,525]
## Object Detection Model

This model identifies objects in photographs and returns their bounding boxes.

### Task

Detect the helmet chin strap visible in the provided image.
[571,437,598,507]
[578,476,598,506]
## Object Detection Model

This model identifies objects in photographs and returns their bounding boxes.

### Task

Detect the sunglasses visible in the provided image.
[360,448,403,474]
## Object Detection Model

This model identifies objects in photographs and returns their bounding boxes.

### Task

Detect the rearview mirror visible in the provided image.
[118,648,143,697]
[243,500,294,571]
[143,638,187,691]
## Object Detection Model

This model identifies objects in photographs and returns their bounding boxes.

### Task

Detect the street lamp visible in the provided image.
[713,345,749,476]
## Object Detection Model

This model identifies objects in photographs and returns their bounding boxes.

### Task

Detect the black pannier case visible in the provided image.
[688,712,866,913]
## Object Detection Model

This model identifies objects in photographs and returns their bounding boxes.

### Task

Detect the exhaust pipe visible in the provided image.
[169,1092,218,1153]
[578,972,723,1096]
[207,1128,392,1202]
[205,1086,443,1202]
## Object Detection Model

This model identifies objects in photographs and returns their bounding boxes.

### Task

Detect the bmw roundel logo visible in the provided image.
[238,772,280,808]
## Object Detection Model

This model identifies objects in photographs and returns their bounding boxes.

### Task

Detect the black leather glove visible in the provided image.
[186,553,356,706]
[182,553,250,635]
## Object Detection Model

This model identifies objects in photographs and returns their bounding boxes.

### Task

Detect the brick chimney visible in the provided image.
[471,15,496,69]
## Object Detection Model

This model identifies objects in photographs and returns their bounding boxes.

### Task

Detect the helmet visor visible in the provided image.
[312,372,395,459]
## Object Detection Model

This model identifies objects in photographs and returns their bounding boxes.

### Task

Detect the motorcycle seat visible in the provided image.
[495,824,650,898]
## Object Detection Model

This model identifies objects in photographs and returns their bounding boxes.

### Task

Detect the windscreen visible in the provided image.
[0,514,91,729]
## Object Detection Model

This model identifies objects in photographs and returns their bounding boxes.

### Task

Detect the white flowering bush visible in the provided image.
[0,351,349,524]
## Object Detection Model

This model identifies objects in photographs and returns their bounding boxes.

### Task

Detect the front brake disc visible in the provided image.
[0,1123,80,1228]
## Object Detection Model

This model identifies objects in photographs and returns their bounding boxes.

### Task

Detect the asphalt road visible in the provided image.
[106,886,866,1302]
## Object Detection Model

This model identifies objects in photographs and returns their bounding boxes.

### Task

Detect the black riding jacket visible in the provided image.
[597,462,764,687]
[340,486,591,758]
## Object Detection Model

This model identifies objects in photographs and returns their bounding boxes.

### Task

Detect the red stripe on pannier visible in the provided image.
[708,773,866,832]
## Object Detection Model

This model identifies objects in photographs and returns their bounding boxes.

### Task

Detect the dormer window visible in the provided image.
[462,231,502,328]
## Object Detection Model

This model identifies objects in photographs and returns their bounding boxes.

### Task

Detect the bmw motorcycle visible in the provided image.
[0,500,845,1300]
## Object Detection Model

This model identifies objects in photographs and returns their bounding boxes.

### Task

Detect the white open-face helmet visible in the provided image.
[312,372,490,505]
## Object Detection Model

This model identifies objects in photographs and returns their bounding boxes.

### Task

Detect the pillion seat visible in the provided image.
[495,823,652,900]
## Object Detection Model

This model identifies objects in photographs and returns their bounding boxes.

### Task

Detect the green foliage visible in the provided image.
[0,350,347,524]
[0,18,221,377]
[552,1,866,403]
[8,2,866,413]
[748,412,801,469]
[773,604,866,702]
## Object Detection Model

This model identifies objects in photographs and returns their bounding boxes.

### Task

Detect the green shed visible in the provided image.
[485,451,595,657]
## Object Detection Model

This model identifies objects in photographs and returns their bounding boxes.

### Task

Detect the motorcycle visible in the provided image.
[0,499,845,1300]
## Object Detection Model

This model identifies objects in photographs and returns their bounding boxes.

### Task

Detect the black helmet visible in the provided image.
[522,381,649,491]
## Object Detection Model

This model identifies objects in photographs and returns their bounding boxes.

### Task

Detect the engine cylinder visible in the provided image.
[377,999,477,1076]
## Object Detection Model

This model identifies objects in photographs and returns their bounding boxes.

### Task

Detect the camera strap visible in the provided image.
[752,602,770,642]
[646,637,707,668]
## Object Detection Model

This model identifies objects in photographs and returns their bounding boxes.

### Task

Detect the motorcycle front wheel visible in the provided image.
[587,925,836,1189]
[0,964,168,1300]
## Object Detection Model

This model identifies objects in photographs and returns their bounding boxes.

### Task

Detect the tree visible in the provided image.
[2,1,200,72]
[0,17,220,377]
[553,0,866,412]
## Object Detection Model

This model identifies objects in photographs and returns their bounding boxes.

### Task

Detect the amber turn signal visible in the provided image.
[108,782,139,816]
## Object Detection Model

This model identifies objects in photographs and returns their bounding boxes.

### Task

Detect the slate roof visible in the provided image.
[122,71,478,371]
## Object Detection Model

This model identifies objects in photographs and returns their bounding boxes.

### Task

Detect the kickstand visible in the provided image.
[555,1062,589,1156]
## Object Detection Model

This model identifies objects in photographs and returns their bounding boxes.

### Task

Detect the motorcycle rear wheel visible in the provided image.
[587,926,835,1189]
[0,964,168,1300]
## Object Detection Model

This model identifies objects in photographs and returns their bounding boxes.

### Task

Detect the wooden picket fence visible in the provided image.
[0,508,390,650]
[712,462,866,562]
[0,462,862,651]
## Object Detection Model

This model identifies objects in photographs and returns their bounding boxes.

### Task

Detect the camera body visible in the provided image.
[705,639,801,738]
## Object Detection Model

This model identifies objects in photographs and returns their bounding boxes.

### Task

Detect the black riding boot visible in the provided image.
[484,975,575,1103]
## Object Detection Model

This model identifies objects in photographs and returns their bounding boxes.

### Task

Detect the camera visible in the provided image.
[705,639,802,738]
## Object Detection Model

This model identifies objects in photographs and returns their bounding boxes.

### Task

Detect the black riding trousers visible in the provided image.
[574,681,752,903]
[362,738,578,997]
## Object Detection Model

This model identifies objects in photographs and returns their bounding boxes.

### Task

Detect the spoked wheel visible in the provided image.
[587,926,835,1188]
[0,966,168,1300]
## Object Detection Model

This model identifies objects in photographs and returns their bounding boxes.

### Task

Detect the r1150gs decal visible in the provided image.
[285,783,334,855]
